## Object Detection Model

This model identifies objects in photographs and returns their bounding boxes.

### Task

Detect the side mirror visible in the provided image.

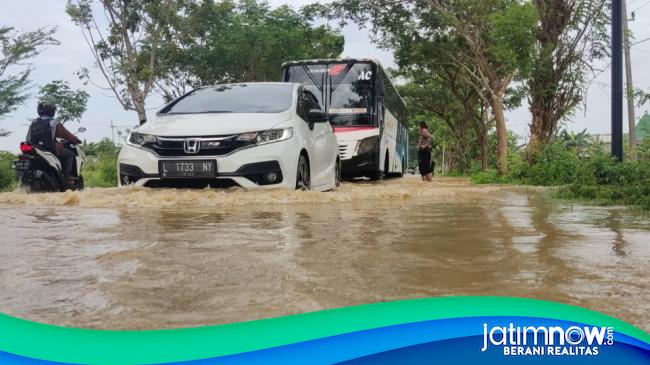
[308,109,328,123]
[77,127,87,133]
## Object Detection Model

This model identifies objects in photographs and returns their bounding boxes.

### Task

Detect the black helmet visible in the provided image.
[37,101,56,118]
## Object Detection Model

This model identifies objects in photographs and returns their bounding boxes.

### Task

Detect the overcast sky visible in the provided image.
[1,0,650,151]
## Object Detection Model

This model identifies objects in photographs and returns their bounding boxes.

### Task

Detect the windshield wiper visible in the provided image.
[330,61,356,93]
[301,63,323,93]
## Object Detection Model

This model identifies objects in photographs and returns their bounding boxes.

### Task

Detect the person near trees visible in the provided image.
[417,121,434,182]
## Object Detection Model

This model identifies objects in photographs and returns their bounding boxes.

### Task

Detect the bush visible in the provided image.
[83,153,118,188]
[470,169,508,184]
[81,138,119,188]
[471,140,650,209]
[0,151,17,191]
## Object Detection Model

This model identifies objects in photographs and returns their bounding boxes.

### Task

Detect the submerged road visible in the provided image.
[0,176,648,331]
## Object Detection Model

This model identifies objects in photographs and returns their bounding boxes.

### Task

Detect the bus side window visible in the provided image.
[376,76,385,96]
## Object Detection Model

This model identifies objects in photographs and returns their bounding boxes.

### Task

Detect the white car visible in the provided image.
[118,83,340,191]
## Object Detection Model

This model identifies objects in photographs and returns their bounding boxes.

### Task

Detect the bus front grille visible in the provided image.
[338,143,353,160]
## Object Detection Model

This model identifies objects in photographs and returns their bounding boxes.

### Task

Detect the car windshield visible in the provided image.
[160,84,293,114]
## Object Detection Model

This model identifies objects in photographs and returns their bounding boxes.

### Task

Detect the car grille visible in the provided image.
[338,143,354,160]
[143,136,252,157]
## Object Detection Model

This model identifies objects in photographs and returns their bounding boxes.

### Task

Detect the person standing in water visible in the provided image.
[417,121,433,182]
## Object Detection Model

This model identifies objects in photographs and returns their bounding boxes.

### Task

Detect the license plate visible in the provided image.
[11,160,30,170]
[160,160,216,178]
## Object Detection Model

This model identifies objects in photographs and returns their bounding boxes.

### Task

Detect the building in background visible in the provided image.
[636,111,650,141]
[592,112,650,150]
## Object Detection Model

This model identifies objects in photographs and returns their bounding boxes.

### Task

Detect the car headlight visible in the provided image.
[355,135,378,156]
[236,128,293,145]
[128,132,157,146]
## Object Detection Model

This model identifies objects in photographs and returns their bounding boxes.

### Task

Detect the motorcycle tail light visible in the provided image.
[20,143,34,153]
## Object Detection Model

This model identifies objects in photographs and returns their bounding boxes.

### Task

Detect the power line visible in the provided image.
[631,36,650,45]
[631,21,650,34]
[585,62,612,87]
[632,0,650,12]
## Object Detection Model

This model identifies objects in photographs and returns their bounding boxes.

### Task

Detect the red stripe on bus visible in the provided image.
[333,127,379,133]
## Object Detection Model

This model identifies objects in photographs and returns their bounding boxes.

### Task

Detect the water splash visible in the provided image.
[0,177,511,208]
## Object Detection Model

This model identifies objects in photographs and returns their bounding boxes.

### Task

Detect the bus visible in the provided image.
[281,59,408,180]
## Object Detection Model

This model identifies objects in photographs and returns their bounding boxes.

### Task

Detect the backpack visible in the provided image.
[28,117,55,152]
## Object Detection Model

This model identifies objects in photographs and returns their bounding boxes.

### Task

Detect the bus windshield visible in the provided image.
[284,62,375,126]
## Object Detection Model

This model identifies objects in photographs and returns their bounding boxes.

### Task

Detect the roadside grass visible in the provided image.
[470,142,650,210]
[83,154,118,188]
[0,151,17,192]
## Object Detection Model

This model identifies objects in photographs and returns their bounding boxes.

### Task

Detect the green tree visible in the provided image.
[83,137,119,157]
[155,0,344,101]
[557,128,593,156]
[526,0,608,161]
[639,139,650,161]
[38,80,90,124]
[635,111,650,141]
[66,0,182,124]
[434,0,536,174]
[0,151,17,191]
[398,70,489,172]
[82,138,119,187]
[317,0,537,174]
[0,26,58,135]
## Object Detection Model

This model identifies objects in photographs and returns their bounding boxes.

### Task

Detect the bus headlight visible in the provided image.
[354,136,378,156]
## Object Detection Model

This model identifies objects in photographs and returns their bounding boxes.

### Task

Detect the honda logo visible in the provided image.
[184,139,200,154]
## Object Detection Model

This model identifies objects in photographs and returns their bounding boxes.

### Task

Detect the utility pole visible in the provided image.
[109,120,134,145]
[623,0,637,160]
[612,0,624,161]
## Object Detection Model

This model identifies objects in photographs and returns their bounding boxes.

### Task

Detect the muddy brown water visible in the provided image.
[0,176,648,332]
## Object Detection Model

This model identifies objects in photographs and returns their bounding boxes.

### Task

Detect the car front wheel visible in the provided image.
[335,159,341,188]
[295,154,311,191]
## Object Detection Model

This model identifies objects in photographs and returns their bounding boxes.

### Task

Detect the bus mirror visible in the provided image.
[308,109,328,123]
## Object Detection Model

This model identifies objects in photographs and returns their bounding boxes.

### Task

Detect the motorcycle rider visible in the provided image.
[25,101,83,188]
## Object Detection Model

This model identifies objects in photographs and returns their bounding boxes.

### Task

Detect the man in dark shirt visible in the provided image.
[417,121,434,182]
[26,102,83,187]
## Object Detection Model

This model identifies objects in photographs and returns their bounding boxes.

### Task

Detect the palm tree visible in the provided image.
[558,129,593,150]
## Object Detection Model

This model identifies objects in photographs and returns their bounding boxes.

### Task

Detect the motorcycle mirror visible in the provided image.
[77,127,87,133]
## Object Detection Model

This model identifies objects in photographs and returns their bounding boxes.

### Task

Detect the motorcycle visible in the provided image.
[12,127,87,193]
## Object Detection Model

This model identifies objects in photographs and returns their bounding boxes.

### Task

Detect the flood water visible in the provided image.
[0,177,648,331]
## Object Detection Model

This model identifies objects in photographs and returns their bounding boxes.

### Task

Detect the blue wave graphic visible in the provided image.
[171,317,650,365]
[0,316,647,364]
